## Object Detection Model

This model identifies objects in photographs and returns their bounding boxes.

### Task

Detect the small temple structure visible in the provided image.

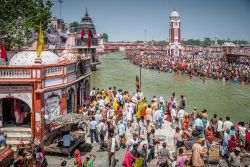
[71,8,100,70]
[0,49,91,145]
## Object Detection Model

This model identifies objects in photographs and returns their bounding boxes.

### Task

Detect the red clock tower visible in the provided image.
[168,9,182,56]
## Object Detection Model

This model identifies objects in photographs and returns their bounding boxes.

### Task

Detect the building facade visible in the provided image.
[0,51,91,142]
[168,10,183,56]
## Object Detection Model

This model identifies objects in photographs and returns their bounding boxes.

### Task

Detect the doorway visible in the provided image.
[0,98,31,126]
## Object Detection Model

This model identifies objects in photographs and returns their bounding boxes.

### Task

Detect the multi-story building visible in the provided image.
[0,50,91,146]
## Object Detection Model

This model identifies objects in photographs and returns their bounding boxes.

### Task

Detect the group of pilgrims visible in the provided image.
[79,87,250,167]
[125,50,250,84]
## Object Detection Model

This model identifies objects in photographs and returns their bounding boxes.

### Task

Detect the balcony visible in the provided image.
[0,68,31,78]
[0,59,91,88]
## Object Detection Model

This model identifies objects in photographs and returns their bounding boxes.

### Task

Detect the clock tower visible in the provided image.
[168,9,182,56]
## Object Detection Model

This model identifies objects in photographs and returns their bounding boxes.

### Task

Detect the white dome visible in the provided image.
[9,51,59,66]
[170,10,180,17]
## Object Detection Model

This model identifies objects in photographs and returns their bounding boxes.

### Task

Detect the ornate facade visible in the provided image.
[0,50,91,142]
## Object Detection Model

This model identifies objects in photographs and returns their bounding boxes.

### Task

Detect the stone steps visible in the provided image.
[1,126,32,152]
[5,133,31,141]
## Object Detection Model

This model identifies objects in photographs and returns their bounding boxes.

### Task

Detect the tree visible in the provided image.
[203,37,211,46]
[100,33,108,42]
[69,21,80,33]
[0,0,53,51]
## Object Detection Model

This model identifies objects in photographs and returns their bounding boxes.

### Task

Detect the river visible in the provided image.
[91,52,250,122]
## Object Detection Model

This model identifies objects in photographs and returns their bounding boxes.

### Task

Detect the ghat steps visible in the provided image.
[1,126,32,151]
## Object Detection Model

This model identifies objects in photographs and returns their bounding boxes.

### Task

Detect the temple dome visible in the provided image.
[9,51,59,66]
[170,10,180,17]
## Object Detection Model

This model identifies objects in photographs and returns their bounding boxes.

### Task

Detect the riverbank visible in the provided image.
[91,52,250,122]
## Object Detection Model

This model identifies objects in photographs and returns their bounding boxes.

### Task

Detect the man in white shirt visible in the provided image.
[98,97,105,109]
[89,117,99,144]
[217,117,223,137]
[177,107,185,129]
[223,116,233,132]
[94,110,103,123]
[90,87,96,100]
[194,114,204,133]
[171,105,177,128]
[155,108,163,129]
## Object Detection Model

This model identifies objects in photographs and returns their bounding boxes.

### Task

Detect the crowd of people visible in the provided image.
[4,86,249,167]
[125,51,250,84]
[85,87,250,167]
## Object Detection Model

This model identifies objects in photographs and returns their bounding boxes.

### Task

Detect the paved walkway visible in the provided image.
[46,120,175,166]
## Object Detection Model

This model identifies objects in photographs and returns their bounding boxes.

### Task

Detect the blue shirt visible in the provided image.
[63,134,73,147]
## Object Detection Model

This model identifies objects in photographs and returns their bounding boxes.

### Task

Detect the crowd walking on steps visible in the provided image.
[8,86,250,167]
[87,87,250,167]
[125,50,250,84]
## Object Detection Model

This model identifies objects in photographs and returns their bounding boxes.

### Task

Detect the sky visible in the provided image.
[51,0,250,42]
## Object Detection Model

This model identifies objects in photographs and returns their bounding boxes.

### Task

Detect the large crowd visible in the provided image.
[83,87,249,167]
[125,51,250,84]
[4,87,250,167]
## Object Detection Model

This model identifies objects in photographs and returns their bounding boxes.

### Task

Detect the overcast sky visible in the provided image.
[51,0,250,42]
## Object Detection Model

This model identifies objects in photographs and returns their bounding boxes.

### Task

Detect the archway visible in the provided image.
[0,98,31,126]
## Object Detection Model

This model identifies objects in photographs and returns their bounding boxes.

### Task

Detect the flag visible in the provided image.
[88,28,93,48]
[1,41,8,62]
[37,22,44,57]
[81,26,85,39]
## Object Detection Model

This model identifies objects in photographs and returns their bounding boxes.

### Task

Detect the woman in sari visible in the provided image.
[166,101,172,122]
[122,151,136,167]
[74,149,82,167]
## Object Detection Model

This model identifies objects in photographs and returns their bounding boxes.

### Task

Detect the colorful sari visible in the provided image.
[122,151,136,167]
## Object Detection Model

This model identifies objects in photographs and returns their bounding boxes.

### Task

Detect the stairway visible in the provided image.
[1,126,32,151]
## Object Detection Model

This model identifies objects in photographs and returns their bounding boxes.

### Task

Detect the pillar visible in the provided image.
[60,90,67,115]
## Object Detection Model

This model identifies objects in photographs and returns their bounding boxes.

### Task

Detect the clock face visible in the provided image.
[173,22,179,28]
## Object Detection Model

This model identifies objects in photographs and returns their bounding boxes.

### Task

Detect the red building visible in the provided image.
[0,50,91,147]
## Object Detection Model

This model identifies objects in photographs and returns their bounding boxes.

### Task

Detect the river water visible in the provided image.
[91,52,250,122]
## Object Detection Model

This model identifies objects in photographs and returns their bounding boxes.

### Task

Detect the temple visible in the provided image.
[72,8,100,70]
[0,50,91,147]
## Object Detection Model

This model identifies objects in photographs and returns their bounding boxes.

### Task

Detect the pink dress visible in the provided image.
[176,155,188,167]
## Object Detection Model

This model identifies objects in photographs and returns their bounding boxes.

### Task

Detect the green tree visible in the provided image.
[69,21,80,33]
[182,39,202,46]
[0,0,53,51]
[100,33,108,42]
[203,37,211,46]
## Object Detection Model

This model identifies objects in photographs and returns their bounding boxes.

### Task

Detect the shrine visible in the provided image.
[0,50,91,143]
